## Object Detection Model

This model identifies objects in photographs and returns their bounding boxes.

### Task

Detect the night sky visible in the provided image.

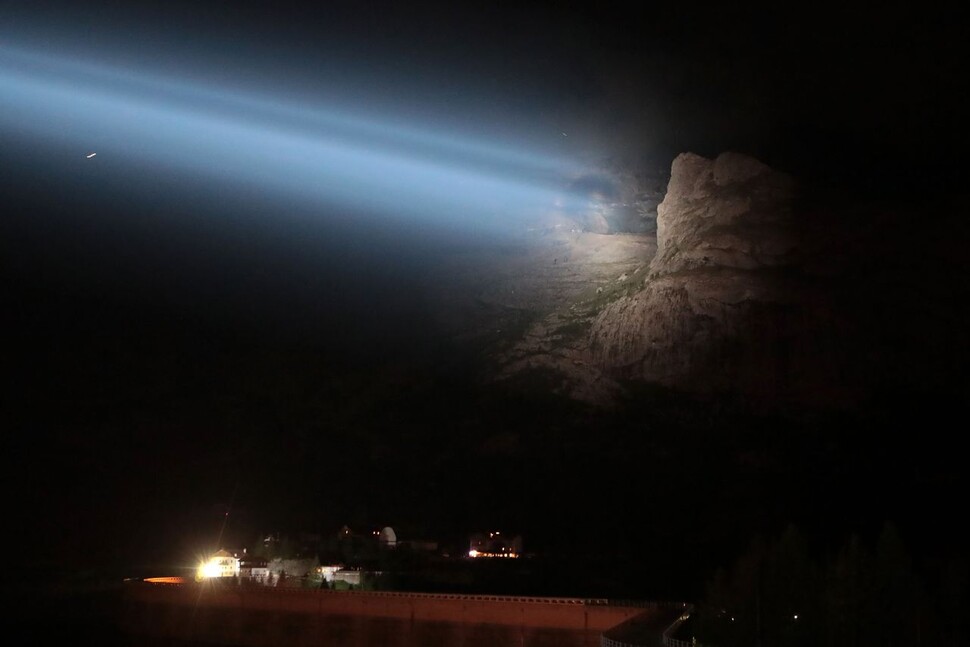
[3,0,968,598]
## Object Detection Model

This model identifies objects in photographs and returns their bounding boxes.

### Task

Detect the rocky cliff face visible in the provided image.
[588,152,847,403]
[436,150,965,408]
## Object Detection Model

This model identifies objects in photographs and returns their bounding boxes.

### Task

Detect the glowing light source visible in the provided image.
[467,549,518,559]
[200,562,221,578]
[196,549,240,579]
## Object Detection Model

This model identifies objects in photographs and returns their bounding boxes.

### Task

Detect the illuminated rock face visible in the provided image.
[652,152,796,275]
[464,149,961,406]
[589,152,846,403]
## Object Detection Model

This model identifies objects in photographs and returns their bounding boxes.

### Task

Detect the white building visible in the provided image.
[317,564,343,583]
[239,555,269,581]
[199,549,240,578]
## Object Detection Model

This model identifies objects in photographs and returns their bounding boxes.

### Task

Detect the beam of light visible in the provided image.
[0,45,588,237]
[1,46,570,180]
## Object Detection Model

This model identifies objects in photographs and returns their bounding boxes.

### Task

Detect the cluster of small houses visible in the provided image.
[199,526,523,587]
[200,548,365,587]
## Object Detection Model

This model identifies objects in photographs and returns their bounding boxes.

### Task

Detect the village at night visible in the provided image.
[4,1,967,646]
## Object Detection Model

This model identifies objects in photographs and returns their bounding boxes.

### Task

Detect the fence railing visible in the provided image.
[133,580,643,606]
[663,637,695,647]
[662,607,711,647]
[601,638,639,647]
[600,604,700,647]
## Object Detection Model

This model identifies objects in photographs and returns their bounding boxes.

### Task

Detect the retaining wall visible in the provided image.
[122,583,655,647]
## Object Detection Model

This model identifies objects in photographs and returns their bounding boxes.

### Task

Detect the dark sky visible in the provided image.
[3,0,968,583]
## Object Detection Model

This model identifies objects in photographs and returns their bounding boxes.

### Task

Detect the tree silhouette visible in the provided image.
[695,524,934,647]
